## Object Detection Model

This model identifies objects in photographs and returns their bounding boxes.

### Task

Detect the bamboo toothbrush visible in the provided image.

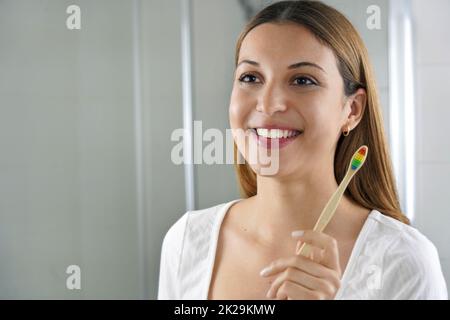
[295,145,369,257]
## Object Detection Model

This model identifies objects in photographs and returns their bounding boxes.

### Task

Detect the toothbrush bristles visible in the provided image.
[351,147,367,170]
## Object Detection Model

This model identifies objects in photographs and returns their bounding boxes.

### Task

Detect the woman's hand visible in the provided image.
[260,230,342,300]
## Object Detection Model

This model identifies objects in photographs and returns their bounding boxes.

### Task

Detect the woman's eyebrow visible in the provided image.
[288,61,326,74]
[237,59,326,74]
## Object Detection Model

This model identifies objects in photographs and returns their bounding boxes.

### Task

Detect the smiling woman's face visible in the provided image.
[229,22,351,178]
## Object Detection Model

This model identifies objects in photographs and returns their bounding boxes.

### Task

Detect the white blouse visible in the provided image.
[158,199,448,300]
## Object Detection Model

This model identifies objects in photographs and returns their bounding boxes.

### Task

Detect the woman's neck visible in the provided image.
[243,170,366,252]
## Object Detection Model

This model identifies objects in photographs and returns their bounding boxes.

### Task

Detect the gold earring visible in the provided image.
[343,125,350,137]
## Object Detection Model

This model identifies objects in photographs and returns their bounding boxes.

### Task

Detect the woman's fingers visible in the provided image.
[272,280,323,300]
[260,254,340,288]
[266,267,335,299]
[292,230,341,274]
[259,230,343,299]
[296,240,325,263]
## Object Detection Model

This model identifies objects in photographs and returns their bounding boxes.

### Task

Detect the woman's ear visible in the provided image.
[343,88,367,131]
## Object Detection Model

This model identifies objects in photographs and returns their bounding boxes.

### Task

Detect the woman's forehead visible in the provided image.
[238,23,337,74]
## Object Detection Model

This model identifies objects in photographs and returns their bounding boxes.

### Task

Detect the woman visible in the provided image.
[158,0,448,300]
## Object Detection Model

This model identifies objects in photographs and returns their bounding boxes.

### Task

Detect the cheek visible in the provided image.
[228,103,241,130]
[302,99,342,138]
[228,89,253,130]
[229,89,257,165]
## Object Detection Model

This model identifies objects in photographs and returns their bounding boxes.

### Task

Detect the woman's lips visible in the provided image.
[249,128,302,149]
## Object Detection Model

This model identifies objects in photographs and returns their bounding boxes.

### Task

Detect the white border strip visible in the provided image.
[181,0,196,211]
[388,0,415,222]
[132,0,147,299]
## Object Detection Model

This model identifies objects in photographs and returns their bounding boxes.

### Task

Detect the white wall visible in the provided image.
[191,0,244,209]
[0,0,140,298]
[412,0,450,296]
[0,0,188,299]
[140,0,187,299]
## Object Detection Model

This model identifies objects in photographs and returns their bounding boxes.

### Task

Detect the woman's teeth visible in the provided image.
[255,128,301,139]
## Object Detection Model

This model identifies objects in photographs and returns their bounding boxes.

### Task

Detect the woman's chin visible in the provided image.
[250,162,298,178]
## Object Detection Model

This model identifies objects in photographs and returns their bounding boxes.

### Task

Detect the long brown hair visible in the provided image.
[232,0,410,224]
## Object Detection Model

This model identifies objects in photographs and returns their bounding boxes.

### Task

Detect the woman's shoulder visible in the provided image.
[361,210,448,299]
[158,199,241,299]
[162,199,241,251]
[366,210,439,259]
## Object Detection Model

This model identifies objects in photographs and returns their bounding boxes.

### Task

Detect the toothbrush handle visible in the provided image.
[295,171,353,257]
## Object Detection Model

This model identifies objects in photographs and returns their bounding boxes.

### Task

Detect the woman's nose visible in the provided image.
[255,83,288,115]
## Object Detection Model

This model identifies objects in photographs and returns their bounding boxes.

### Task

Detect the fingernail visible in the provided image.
[291,230,304,237]
[260,266,272,277]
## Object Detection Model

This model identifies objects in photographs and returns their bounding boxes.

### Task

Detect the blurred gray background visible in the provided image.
[0,0,448,299]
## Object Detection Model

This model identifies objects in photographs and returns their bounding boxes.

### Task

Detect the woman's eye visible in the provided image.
[238,74,316,86]
[238,74,260,83]
[294,76,316,86]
